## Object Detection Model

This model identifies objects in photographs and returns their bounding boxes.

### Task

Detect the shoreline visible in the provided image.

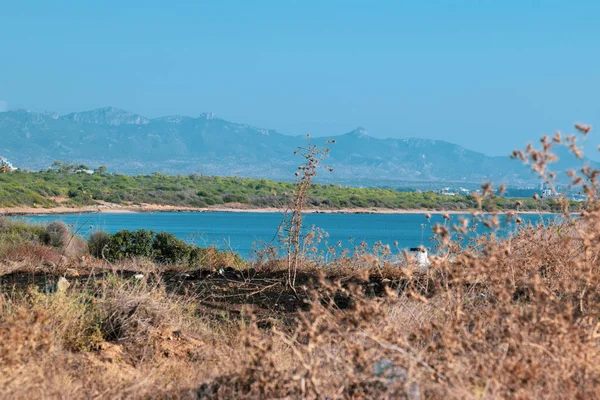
[0,203,560,216]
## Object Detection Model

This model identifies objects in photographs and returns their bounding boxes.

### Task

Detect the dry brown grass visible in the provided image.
[2,124,600,398]
[5,211,600,398]
[197,211,600,399]
[0,271,252,399]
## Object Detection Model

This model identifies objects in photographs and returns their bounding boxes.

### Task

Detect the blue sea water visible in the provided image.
[17,212,551,258]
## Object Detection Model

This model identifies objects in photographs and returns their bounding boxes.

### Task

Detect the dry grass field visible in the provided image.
[1,125,599,399]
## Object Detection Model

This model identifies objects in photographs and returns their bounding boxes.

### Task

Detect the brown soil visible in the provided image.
[0,265,401,325]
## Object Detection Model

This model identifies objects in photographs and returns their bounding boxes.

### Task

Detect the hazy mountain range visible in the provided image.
[0,106,589,186]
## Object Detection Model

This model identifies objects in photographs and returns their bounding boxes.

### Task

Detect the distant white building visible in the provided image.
[437,188,457,196]
[539,182,555,199]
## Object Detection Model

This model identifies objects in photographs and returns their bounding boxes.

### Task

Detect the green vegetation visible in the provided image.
[0,218,47,249]
[103,229,243,267]
[0,167,559,211]
[0,217,242,269]
[0,218,88,259]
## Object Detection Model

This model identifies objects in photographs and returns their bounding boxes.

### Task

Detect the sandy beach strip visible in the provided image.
[0,203,559,216]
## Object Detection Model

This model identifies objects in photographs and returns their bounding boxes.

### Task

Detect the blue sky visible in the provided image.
[1,1,599,157]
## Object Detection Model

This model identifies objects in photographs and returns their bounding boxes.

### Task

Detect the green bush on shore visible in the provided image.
[98,228,241,268]
[0,217,241,269]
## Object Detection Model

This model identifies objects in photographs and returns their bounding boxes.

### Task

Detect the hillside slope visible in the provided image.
[0,107,588,184]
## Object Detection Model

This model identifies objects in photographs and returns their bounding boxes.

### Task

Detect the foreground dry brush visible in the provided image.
[1,124,600,399]
[199,212,600,399]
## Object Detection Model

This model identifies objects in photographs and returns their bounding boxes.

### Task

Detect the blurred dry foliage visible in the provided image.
[1,124,600,399]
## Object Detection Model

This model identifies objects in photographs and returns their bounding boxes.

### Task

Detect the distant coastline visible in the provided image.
[0,203,559,216]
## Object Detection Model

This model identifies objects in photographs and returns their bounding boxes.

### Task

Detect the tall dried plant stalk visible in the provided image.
[282,134,334,289]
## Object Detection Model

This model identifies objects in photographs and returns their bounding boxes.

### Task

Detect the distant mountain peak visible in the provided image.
[41,111,59,119]
[345,127,370,138]
[199,112,216,120]
[1,105,571,184]
[61,106,149,126]
[4,109,50,123]
[152,115,190,124]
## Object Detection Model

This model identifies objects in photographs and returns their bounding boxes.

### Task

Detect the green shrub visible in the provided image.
[88,231,111,259]
[104,229,196,265]
[105,229,154,261]
[152,232,192,265]
[100,228,243,268]
[188,199,207,208]
[222,194,248,203]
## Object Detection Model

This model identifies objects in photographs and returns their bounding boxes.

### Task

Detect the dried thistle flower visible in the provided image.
[575,123,591,135]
